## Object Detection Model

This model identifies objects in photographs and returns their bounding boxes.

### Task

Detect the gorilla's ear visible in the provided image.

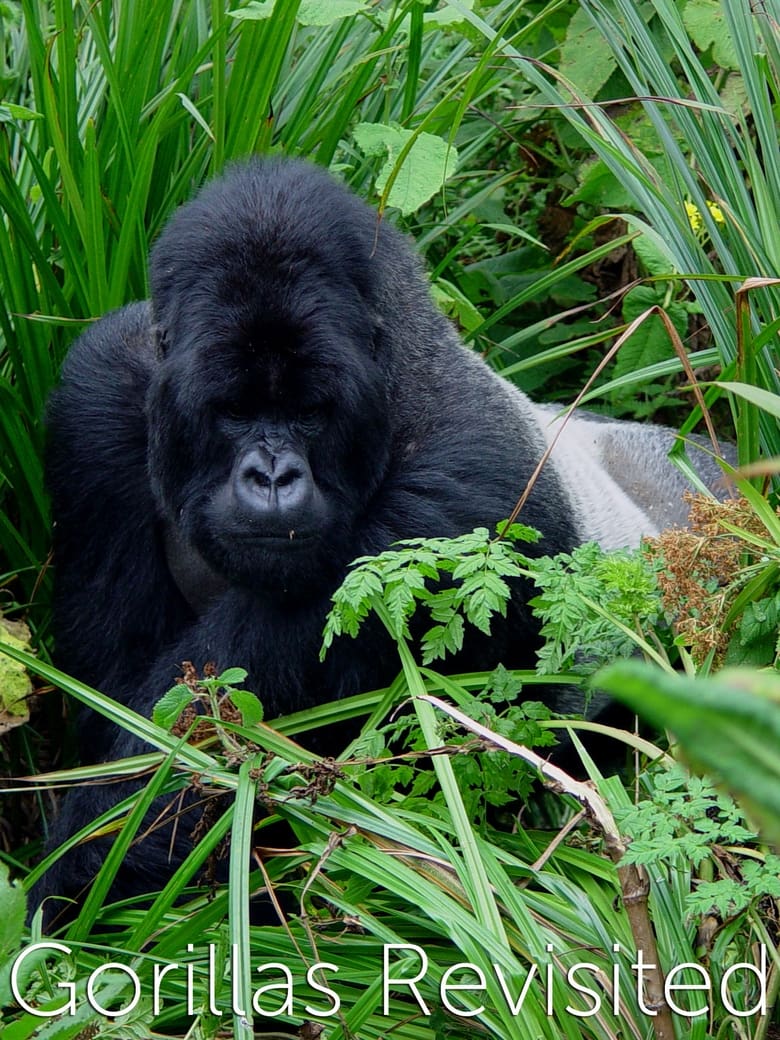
[367,311,385,357]
[153,323,170,358]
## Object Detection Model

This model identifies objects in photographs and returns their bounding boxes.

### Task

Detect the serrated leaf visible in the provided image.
[353,122,458,215]
[599,661,780,842]
[422,614,465,663]
[499,521,541,545]
[451,555,486,580]
[229,689,264,726]
[153,684,194,729]
[218,666,249,687]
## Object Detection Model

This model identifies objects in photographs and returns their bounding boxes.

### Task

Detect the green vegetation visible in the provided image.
[2,1,780,1037]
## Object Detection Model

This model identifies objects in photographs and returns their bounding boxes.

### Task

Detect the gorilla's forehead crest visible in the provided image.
[150,158,383,340]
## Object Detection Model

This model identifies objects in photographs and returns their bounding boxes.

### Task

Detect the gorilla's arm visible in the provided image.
[46,305,193,704]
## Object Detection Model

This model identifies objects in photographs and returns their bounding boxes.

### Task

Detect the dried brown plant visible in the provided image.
[644,493,770,666]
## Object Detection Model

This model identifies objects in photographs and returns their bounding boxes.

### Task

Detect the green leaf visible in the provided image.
[558,6,617,99]
[298,0,366,26]
[218,666,249,687]
[683,0,738,70]
[152,683,194,729]
[228,0,274,21]
[0,102,43,122]
[228,688,264,726]
[0,862,25,962]
[420,0,475,29]
[568,159,635,210]
[0,615,33,724]
[718,381,780,420]
[615,286,687,382]
[630,226,676,278]
[353,122,458,215]
[430,277,482,332]
[176,91,215,141]
[598,661,780,843]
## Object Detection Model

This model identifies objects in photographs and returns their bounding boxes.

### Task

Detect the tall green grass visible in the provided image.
[461,0,780,462]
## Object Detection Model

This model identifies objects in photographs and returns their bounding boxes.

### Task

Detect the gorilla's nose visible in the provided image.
[234,447,312,515]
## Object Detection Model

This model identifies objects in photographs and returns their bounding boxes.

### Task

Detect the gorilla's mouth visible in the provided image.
[228,529,319,546]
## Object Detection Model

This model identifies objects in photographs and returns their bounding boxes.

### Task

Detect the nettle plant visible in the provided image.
[322,522,663,674]
[320,523,664,810]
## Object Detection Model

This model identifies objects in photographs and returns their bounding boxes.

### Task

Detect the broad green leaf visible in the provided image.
[568,159,635,210]
[152,683,194,729]
[229,688,264,726]
[422,0,475,29]
[431,277,482,332]
[631,227,676,278]
[599,660,780,842]
[615,287,687,381]
[558,6,617,99]
[0,862,25,964]
[218,666,249,686]
[353,122,458,215]
[0,615,32,728]
[298,0,366,25]
[228,0,274,21]
[683,0,738,70]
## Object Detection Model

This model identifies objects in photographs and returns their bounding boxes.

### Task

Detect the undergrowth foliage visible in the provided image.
[349,663,556,820]
[322,522,663,676]
[322,523,541,664]
[530,543,661,676]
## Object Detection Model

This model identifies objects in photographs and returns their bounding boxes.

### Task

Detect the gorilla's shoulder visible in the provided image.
[48,301,156,433]
[58,301,154,378]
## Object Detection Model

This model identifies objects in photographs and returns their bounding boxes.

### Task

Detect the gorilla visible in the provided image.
[38,157,725,914]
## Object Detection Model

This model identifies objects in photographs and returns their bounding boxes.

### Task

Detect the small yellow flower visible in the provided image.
[706,199,725,225]
[685,200,703,233]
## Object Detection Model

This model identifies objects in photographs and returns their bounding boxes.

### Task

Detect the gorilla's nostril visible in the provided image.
[275,467,302,489]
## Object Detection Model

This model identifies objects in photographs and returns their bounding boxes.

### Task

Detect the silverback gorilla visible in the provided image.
[40,157,725,914]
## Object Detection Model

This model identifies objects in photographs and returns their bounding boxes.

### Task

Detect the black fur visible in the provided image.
[39,158,578,912]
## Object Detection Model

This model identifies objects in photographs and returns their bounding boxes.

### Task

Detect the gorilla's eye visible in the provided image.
[298,403,330,429]
[222,399,255,421]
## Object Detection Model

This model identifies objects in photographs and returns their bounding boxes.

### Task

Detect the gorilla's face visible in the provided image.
[145,164,393,599]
